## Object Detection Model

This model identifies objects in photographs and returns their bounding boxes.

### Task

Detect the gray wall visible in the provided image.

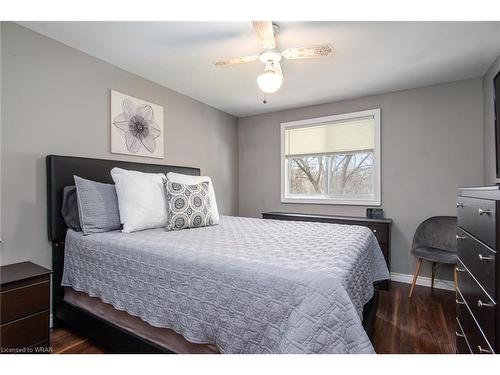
[239,78,484,279]
[483,53,500,184]
[0,22,238,268]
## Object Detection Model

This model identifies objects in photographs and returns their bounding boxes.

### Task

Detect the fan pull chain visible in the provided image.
[263,93,268,104]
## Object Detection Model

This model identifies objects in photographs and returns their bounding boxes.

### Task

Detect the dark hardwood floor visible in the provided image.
[51,326,106,354]
[50,282,456,354]
[372,281,456,353]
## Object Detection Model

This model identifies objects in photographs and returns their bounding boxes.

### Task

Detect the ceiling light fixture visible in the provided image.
[257,61,283,94]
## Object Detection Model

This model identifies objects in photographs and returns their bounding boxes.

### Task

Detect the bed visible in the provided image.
[47,155,389,354]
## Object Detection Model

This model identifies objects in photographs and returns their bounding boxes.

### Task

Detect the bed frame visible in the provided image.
[46,154,379,353]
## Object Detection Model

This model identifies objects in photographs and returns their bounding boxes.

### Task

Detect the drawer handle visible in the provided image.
[372,229,377,233]
[457,202,464,208]
[478,345,493,354]
[456,235,468,241]
[455,331,465,338]
[477,300,495,308]
[478,254,494,262]
[456,299,465,305]
[478,208,493,216]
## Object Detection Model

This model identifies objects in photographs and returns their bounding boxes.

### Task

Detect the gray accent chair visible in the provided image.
[408,216,458,298]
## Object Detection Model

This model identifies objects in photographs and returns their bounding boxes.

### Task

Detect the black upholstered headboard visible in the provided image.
[46,155,200,242]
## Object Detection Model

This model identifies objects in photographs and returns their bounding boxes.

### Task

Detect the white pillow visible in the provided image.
[166,172,220,224]
[111,167,168,233]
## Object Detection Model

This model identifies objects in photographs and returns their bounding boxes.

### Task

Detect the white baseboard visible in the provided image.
[391,272,455,291]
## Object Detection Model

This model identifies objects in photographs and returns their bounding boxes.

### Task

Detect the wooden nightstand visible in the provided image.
[1,262,52,354]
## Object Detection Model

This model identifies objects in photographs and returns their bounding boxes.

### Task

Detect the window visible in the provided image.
[281,109,381,205]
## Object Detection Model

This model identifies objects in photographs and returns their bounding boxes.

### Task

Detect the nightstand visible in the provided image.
[1,262,52,354]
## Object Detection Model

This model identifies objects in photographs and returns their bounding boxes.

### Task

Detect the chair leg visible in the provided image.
[408,259,423,299]
[431,262,436,289]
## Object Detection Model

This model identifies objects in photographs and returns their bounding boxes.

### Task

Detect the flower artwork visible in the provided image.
[111,90,164,158]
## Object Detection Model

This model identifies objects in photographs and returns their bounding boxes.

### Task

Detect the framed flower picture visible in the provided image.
[110,90,164,159]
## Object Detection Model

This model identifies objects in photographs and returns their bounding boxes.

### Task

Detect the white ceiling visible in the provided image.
[19,21,500,117]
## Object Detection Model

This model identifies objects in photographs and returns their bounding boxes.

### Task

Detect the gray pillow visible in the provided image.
[163,178,213,231]
[74,176,121,235]
[61,186,82,232]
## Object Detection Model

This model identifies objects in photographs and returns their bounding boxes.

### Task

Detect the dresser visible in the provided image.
[0,262,52,354]
[262,212,392,289]
[456,186,499,354]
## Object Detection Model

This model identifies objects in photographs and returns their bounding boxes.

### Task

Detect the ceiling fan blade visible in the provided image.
[252,21,276,50]
[213,55,260,67]
[281,45,333,60]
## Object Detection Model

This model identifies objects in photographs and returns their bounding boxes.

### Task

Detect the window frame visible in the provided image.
[280,108,381,206]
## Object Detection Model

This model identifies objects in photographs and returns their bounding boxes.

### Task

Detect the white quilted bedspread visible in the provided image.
[62,215,389,353]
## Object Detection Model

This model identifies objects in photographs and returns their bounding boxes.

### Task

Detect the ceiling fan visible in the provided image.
[213,21,333,95]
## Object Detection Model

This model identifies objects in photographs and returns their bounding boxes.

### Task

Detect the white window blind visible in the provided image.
[284,117,375,157]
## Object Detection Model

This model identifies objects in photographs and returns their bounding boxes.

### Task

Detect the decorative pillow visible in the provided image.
[166,172,220,224]
[74,176,121,235]
[163,179,213,231]
[111,167,168,233]
[61,186,82,232]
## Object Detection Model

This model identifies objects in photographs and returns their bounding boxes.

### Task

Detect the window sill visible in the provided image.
[281,197,381,206]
